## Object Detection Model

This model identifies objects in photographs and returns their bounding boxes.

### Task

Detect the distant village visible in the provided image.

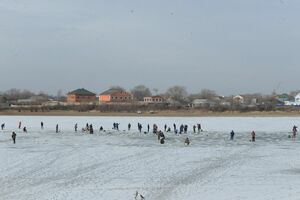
[0,86,300,113]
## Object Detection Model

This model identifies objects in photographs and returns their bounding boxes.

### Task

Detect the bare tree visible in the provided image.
[199,89,217,99]
[289,90,300,97]
[4,88,35,100]
[165,86,188,104]
[152,88,159,95]
[56,89,65,101]
[189,89,217,102]
[131,85,152,101]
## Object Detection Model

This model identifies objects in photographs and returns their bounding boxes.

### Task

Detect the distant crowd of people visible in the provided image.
[0,120,298,145]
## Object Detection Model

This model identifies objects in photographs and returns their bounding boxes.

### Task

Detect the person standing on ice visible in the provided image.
[193,125,196,133]
[197,124,202,132]
[74,123,78,132]
[138,123,142,133]
[164,124,167,132]
[251,131,256,142]
[18,121,21,129]
[41,121,44,129]
[1,123,5,130]
[89,124,94,134]
[128,123,131,131]
[56,124,59,133]
[292,125,297,138]
[179,125,184,134]
[173,124,177,133]
[184,125,188,134]
[147,124,150,133]
[230,130,235,140]
[12,131,16,144]
[23,127,27,133]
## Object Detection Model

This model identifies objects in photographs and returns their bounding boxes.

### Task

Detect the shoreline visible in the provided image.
[1,110,300,117]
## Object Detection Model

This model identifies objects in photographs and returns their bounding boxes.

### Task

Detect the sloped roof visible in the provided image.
[233,95,244,99]
[277,93,289,98]
[100,88,126,95]
[68,88,96,96]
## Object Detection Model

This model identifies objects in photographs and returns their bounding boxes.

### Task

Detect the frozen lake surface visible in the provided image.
[0,116,300,200]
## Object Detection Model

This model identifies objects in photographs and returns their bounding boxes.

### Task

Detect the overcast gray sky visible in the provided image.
[0,0,299,95]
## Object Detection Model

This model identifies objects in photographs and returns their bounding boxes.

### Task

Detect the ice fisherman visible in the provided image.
[251,131,256,142]
[89,124,94,134]
[56,124,59,133]
[128,123,131,131]
[74,123,78,132]
[158,130,165,141]
[197,124,202,132]
[230,130,235,140]
[185,137,190,145]
[292,125,297,138]
[1,123,5,130]
[12,131,16,144]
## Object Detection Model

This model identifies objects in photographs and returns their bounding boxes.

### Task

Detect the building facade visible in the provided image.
[144,96,165,103]
[99,89,133,103]
[67,88,96,103]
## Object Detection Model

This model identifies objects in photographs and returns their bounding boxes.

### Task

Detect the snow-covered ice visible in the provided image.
[0,116,300,200]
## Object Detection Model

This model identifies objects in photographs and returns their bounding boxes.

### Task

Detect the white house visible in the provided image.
[233,95,244,104]
[284,93,300,106]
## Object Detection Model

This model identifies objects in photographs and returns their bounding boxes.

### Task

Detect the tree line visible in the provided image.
[1,86,300,106]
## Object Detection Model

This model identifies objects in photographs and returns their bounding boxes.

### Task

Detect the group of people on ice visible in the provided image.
[1,120,299,145]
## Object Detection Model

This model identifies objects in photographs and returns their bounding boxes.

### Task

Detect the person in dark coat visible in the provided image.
[74,123,78,132]
[292,125,297,138]
[184,125,188,134]
[185,137,190,145]
[230,130,235,140]
[23,127,27,133]
[89,124,94,134]
[56,124,59,133]
[12,132,16,144]
[197,124,202,132]
[251,131,256,142]
[193,125,196,133]
[41,121,44,129]
[128,123,131,131]
[1,123,5,130]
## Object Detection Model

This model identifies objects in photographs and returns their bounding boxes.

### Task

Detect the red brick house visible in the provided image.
[67,88,97,103]
[99,89,133,103]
